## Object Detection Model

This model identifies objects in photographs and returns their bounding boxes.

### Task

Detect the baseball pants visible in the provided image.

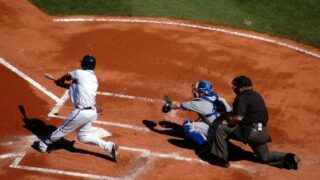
[48,108,114,152]
[210,123,287,168]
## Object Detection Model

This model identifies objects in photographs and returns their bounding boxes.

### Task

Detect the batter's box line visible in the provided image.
[48,90,177,132]
[5,152,118,180]
[0,57,60,102]
[48,90,163,118]
[51,114,150,132]
[96,91,163,103]
[1,146,259,180]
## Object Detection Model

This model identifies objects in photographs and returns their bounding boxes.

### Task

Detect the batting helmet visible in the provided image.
[81,55,96,70]
[192,80,214,97]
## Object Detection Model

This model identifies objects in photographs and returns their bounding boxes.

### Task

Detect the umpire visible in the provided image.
[209,75,300,169]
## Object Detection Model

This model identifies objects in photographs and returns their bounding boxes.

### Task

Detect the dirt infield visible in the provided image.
[1,0,320,179]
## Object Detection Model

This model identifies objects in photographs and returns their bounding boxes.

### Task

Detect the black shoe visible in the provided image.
[209,155,230,168]
[284,153,301,170]
[195,142,211,157]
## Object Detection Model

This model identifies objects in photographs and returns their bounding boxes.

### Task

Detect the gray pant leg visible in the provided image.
[210,124,237,159]
[248,128,286,168]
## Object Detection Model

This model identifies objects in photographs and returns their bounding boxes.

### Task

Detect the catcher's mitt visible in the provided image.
[162,95,173,113]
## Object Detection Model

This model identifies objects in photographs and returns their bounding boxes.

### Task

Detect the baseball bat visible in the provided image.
[44,73,56,81]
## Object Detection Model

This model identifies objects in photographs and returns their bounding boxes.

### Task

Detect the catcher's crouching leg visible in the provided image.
[183,120,207,145]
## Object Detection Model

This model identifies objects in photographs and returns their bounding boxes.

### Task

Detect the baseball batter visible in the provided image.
[37,55,119,161]
[162,80,232,151]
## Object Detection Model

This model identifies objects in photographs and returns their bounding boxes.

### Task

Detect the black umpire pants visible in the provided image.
[210,123,287,168]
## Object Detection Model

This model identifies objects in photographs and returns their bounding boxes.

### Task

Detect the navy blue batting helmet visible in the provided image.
[81,55,96,70]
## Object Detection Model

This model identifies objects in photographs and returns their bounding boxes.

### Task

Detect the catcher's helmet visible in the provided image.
[81,55,96,70]
[192,80,214,97]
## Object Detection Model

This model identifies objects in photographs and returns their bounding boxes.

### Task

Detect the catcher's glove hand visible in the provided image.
[162,95,173,113]
[162,103,171,113]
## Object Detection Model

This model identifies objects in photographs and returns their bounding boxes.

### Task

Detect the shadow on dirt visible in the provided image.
[143,119,198,150]
[19,105,114,162]
[142,119,258,165]
[142,119,185,139]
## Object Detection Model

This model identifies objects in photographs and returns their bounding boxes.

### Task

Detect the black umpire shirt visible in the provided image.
[233,89,269,127]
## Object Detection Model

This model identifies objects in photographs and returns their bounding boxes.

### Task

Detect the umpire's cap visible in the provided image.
[232,76,252,88]
[81,55,96,70]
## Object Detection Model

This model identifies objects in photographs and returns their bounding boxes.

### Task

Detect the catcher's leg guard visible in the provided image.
[183,120,207,145]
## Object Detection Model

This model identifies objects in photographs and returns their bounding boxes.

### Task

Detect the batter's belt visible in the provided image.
[75,105,95,110]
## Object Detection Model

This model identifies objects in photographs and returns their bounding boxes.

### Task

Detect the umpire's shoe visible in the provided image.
[111,143,120,162]
[209,155,230,168]
[195,142,211,157]
[284,153,301,170]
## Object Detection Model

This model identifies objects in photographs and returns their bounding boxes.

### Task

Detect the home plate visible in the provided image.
[90,126,112,138]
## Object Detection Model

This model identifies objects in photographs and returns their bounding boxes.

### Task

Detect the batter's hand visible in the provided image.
[54,79,65,87]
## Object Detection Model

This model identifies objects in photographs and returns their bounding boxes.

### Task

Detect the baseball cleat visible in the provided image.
[38,141,49,153]
[284,153,301,170]
[111,143,120,162]
[207,154,230,168]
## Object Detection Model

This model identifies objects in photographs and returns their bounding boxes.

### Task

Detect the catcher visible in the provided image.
[162,80,232,153]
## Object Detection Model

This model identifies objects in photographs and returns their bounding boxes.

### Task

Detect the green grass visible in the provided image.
[30,0,320,48]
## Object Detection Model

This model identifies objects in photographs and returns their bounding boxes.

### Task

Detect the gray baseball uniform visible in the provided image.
[181,94,232,144]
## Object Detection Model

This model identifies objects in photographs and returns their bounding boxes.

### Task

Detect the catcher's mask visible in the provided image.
[81,55,96,70]
[192,80,213,98]
[231,75,252,94]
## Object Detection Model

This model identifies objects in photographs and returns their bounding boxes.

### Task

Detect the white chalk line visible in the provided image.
[0,136,37,147]
[54,18,320,59]
[97,92,162,103]
[48,90,69,117]
[5,152,118,180]
[0,144,257,180]
[46,90,151,132]
[48,89,165,132]
[0,57,60,102]
[50,114,150,132]
[124,157,150,180]
[0,152,25,159]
